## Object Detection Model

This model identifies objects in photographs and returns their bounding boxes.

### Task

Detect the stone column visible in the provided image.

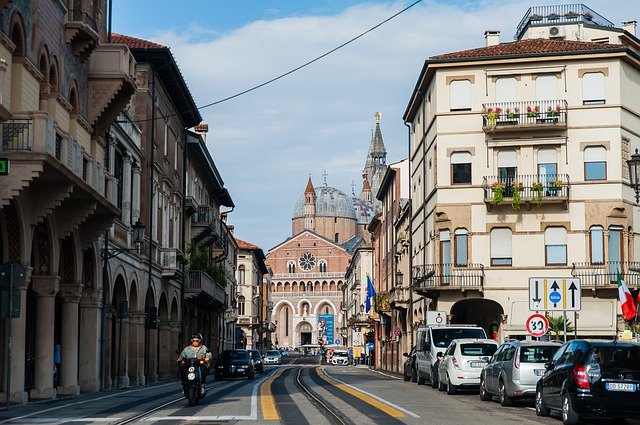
[121,155,132,223]
[131,165,141,222]
[78,289,102,392]
[2,286,29,404]
[115,314,130,389]
[158,323,172,380]
[58,284,81,396]
[30,275,59,400]
[103,307,114,390]
[127,312,143,386]
[146,327,158,383]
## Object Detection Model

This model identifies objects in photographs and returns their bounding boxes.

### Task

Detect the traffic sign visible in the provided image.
[529,277,581,311]
[526,313,549,338]
[334,339,340,345]
[366,342,375,351]
[0,158,8,176]
[0,263,27,289]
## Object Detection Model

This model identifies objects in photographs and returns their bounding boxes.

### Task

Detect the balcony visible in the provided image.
[482,100,567,134]
[65,9,99,60]
[161,247,181,276]
[571,261,640,288]
[185,196,198,215]
[411,263,484,294]
[186,270,226,308]
[516,4,614,40]
[237,316,260,326]
[390,285,411,308]
[483,174,569,211]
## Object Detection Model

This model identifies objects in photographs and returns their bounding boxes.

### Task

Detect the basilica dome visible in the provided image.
[351,196,376,225]
[293,186,357,220]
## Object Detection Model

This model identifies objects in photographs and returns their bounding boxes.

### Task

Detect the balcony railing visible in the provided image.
[161,248,180,275]
[1,120,31,151]
[67,9,98,33]
[482,100,567,133]
[187,270,226,306]
[483,174,569,209]
[272,272,344,280]
[390,286,411,307]
[271,291,343,299]
[516,4,614,40]
[412,263,484,291]
[571,261,640,288]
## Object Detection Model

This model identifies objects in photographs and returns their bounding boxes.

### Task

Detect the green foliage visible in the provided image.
[546,314,574,339]
[181,242,226,285]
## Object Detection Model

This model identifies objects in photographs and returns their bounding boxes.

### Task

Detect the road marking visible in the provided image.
[318,367,418,418]
[9,419,122,423]
[370,369,402,380]
[261,368,286,420]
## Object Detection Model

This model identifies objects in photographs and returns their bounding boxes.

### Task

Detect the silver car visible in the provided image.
[263,350,282,365]
[480,340,560,406]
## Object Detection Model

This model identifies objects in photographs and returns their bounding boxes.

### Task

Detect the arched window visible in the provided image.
[582,72,605,105]
[449,79,471,111]
[584,146,607,180]
[238,265,245,285]
[545,227,567,265]
[10,14,25,58]
[318,260,327,273]
[287,261,296,274]
[590,225,604,264]
[451,151,472,184]
[454,228,468,266]
[490,228,512,266]
[237,296,245,316]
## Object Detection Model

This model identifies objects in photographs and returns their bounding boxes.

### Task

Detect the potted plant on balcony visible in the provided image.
[486,107,501,129]
[505,107,519,122]
[565,11,579,20]
[491,181,506,206]
[511,181,523,210]
[546,104,562,120]
[547,12,560,20]
[548,179,563,195]
[526,105,540,118]
[584,12,593,21]
[529,13,543,23]
[531,181,544,206]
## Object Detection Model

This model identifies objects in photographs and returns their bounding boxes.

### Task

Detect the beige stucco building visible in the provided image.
[404,4,640,341]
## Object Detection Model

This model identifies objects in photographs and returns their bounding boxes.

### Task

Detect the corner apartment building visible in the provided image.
[404,4,640,340]
[236,239,269,350]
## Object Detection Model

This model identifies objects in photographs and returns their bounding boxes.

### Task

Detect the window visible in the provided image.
[285,306,289,336]
[490,228,512,266]
[590,226,604,264]
[582,72,605,105]
[237,296,245,316]
[454,228,468,266]
[238,265,246,285]
[449,80,471,111]
[584,146,606,180]
[545,227,567,265]
[608,226,623,279]
[495,77,517,103]
[498,150,517,195]
[114,147,124,210]
[440,230,451,285]
[535,74,558,101]
[318,260,327,273]
[287,261,296,274]
[451,151,471,184]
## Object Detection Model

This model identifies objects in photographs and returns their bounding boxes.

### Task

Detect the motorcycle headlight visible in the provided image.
[187,372,196,380]
[230,365,236,372]
[188,366,195,373]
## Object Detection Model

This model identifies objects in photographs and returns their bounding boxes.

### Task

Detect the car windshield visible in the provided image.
[266,351,280,356]
[334,352,348,357]
[223,350,249,360]
[460,343,497,356]
[520,346,558,363]
[432,328,486,348]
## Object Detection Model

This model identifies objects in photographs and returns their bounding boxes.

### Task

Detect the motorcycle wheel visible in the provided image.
[186,386,198,406]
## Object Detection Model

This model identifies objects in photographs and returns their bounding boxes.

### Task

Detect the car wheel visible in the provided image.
[438,376,446,392]
[403,371,411,382]
[535,386,550,417]
[446,374,457,395]
[411,367,417,383]
[430,367,439,388]
[499,380,512,406]
[562,392,580,425]
[479,378,491,401]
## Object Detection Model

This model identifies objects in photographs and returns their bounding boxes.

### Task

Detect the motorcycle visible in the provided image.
[179,357,207,406]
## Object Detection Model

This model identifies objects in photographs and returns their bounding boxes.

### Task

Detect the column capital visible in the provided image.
[59,283,82,303]
[80,289,103,308]
[31,275,59,296]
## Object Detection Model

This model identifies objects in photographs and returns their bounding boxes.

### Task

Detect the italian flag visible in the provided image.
[617,270,637,321]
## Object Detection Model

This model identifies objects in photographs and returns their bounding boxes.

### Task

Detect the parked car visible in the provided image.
[480,340,561,406]
[438,338,498,394]
[331,350,349,365]
[248,349,264,373]
[403,346,417,382]
[263,350,282,365]
[535,340,640,425]
[214,349,255,380]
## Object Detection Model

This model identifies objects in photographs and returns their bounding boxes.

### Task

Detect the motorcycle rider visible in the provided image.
[177,332,211,395]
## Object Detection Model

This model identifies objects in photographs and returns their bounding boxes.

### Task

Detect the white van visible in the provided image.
[415,324,487,387]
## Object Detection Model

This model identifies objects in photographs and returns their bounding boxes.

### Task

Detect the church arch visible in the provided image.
[313,299,337,316]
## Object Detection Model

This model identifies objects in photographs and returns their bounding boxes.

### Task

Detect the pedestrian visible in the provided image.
[54,339,61,386]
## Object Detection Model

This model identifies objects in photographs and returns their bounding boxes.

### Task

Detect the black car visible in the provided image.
[536,339,640,425]
[403,346,417,382]
[249,349,264,373]
[214,349,255,380]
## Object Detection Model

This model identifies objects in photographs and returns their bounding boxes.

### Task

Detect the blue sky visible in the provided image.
[111,0,634,252]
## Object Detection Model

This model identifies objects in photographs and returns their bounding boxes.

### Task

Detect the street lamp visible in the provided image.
[102,219,145,260]
[627,148,640,203]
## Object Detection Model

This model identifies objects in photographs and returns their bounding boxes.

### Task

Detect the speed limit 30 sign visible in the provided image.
[526,313,549,338]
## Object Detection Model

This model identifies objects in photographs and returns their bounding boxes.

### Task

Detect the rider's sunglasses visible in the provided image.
[191,338,200,342]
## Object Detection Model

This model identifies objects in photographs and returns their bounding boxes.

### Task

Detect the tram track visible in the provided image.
[293,367,352,425]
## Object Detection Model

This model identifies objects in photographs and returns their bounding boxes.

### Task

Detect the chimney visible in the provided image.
[194,123,209,143]
[484,30,500,47]
[622,21,637,36]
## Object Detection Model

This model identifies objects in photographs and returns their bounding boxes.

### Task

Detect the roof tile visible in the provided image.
[111,33,166,49]
[236,239,259,250]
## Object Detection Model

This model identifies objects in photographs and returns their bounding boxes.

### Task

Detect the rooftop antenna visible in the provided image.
[351,180,356,195]
[322,169,328,186]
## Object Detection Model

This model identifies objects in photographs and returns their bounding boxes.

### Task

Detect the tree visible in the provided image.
[180,242,226,285]
[546,313,574,340]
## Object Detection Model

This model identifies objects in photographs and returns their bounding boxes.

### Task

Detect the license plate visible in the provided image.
[469,361,484,368]
[534,369,544,376]
[606,382,636,392]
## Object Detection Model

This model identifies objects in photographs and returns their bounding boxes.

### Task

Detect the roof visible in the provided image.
[236,239,259,250]
[111,33,202,128]
[431,38,622,61]
[293,185,357,220]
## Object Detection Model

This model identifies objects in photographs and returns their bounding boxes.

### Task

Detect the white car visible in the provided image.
[263,350,282,365]
[331,350,349,365]
[438,338,498,394]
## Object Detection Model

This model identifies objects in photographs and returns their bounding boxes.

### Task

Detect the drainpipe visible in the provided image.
[404,120,413,349]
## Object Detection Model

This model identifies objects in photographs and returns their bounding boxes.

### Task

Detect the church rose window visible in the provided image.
[299,252,316,271]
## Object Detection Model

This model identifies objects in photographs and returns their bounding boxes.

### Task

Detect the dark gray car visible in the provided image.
[480,339,560,405]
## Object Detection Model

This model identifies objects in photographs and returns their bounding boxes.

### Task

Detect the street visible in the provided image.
[0,355,634,424]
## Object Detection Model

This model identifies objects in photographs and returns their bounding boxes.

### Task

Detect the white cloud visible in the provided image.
[143,0,635,250]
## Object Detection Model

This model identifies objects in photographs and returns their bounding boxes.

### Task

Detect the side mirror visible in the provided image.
[482,356,490,363]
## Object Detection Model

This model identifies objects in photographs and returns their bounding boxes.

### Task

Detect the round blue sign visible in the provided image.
[367,342,375,351]
[549,291,561,304]
[334,339,340,345]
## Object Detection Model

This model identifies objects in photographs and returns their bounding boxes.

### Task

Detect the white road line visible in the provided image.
[323,368,420,418]
[10,419,122,423]
[371,369,402,380]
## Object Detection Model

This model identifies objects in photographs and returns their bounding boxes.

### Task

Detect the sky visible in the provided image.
[111,0,634,252]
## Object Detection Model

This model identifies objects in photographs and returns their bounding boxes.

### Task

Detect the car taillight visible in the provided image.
[452,357,460,369]
[573,365,590,390]
[514,347,520,369]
